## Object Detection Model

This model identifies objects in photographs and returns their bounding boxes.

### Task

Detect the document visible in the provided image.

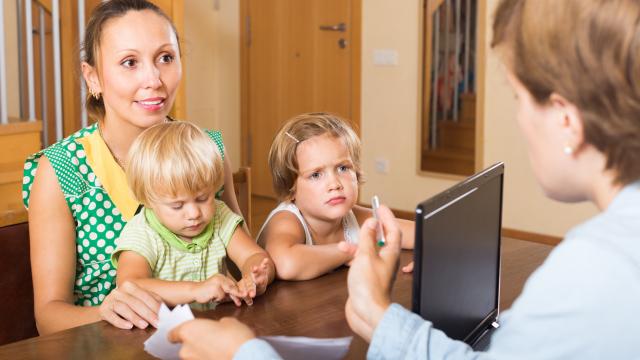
[144,303,194,360]
[260,335,353,360]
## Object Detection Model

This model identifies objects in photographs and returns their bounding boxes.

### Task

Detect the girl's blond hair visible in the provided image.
[126,121,223,205]
[268,113,363,200]
[492,0,640,185]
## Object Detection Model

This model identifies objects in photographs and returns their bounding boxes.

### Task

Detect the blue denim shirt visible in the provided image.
[236,182,640,359]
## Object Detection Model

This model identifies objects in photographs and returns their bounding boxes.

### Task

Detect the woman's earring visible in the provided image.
[89,88,101,100]
[563,144,574,155]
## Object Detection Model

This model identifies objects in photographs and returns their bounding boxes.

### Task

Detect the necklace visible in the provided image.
[97,123,127,169]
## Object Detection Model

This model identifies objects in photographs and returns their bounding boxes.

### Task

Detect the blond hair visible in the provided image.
[268,113,362,200]
[126,121,223,205]
[492,0,640,185]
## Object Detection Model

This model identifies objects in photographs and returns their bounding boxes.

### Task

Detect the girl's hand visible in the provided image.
[194,274,245,306]
[99,281,162,330]
[237,257,272,305]
[338,241,357,266]
[339,240,413,272]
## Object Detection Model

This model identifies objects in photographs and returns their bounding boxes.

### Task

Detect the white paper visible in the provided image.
[260,335,353,360]
[144,303,195,360]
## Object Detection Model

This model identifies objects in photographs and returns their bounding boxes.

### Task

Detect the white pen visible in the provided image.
[372,195,386,246]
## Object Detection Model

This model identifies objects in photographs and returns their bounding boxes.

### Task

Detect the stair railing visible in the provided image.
[1,0,89,146]
[426,0,476,149]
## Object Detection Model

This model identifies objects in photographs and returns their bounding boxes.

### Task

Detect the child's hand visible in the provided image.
[338,241,358,266]
[194,274,245,306]
[237,258,272,305]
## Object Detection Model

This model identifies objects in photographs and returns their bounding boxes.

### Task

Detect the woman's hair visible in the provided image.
[82,0,179,123]
[268,112,363,200]
[126,121,223,206]
[492,0,640,185]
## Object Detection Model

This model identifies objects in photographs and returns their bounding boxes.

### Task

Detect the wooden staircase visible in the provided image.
[422,93,476,176]
[0,121,42,227]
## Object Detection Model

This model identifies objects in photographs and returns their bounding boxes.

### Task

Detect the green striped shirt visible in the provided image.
[112,200,243,281]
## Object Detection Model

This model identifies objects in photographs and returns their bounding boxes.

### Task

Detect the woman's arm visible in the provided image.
[353,205,415,249]
[29,156,160,334]
[260,212,351,280]
[28,156,102,334]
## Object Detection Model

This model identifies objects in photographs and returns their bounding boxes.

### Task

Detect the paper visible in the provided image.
[260,335,353,360]
[144,303,195,360]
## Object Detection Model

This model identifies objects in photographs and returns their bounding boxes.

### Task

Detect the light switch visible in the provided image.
[373,49,399,66]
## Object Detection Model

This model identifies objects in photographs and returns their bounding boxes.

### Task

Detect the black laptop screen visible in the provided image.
[413,164,503,343]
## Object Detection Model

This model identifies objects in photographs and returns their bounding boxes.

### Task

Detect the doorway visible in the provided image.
[240,0,361,198]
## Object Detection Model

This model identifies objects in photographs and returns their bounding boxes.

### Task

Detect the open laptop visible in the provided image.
[412,162,504,351]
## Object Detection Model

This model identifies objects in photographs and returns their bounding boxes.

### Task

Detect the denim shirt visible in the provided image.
[236,182,640,359]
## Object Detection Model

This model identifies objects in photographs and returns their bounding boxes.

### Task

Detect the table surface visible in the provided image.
[0,240,552,359]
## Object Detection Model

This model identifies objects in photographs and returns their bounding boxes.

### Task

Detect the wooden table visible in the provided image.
[0,239,552,359]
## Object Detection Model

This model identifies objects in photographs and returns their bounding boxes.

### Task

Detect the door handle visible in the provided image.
[319,22,347,32]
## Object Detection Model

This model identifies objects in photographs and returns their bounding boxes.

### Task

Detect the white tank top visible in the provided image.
[257,202,360,246]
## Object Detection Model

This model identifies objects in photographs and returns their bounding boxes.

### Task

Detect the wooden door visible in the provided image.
[242,0,360,197]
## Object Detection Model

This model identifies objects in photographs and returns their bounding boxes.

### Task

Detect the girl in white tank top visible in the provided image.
[257,113,415,281]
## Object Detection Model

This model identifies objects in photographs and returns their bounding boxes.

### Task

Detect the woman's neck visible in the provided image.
[99,117,146,162]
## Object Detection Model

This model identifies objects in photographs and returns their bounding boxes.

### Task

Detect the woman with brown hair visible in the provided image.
[169,0,640,358]
[24,0,243,335]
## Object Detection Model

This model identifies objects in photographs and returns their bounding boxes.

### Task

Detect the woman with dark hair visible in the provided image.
[170,0,640,358]
[24,0,243,334]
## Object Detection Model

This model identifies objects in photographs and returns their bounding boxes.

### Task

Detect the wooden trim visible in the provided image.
[350,0,362,134]
[171,0,186,120]
[370,204,561,246]
[474,0,486,172]
[61,1,81,137]
[420,0,433,155]
[501,228,561,246]
[0,210,28,228]
[240,0,249,166]
[0,121,42,136]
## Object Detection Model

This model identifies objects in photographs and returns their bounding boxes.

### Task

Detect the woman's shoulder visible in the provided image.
[22,124,98,208]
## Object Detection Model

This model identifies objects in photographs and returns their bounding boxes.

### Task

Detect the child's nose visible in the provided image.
[328,173,344,190]
[186,205,201,219]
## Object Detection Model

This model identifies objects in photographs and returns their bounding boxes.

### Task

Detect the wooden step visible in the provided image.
[0,121,42,227]
[459,93,476,123]
[438,120,475,151]
[421,147,475,176]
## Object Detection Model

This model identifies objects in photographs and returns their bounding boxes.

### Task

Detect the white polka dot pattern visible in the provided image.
[21,124,227,307]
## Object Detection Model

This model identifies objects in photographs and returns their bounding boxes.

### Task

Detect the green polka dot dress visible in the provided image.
[22,123,226,306]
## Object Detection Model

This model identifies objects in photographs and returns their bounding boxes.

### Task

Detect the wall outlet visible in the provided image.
[373,49,399,66]
[375,158,390,174]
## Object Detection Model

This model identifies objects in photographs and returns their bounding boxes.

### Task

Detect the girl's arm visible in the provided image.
[28,156,159,334]
[226,227,275,295]
[260,212,352,280]
[116,251,243,307]
[353,205,415,249]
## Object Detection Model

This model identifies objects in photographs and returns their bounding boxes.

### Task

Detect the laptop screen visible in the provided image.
[412,163,503,343]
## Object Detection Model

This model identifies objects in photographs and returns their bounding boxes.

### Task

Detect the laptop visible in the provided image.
[412,162,504,351]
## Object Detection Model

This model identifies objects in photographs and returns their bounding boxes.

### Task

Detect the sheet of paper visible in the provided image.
[144,303,194,360]
[260,335,353,360]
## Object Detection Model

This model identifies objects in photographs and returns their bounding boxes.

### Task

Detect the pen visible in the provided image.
[372,195,386,246]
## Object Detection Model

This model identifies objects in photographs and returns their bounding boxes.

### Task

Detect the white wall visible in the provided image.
[184,0,598,238]
[358,0,597,238]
